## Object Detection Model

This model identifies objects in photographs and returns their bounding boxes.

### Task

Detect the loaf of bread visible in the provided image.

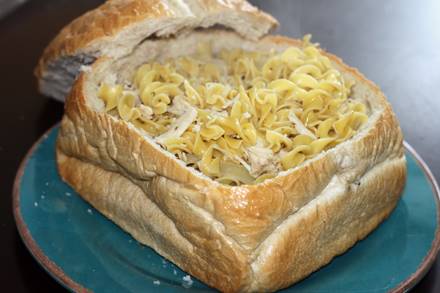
[36,1,406,291]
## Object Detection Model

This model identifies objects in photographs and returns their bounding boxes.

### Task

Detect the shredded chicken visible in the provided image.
[209,110,228,119]
[222,95,238,109]
[234,155,252,173]
[243,112,252,119]
[288,111,317,139]
[156,97,197,144]
[139,104,153,120]
[246,145,278,177]
[168,95,191,115]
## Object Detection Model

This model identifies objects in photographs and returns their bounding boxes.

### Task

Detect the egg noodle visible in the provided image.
[98,35,368,185]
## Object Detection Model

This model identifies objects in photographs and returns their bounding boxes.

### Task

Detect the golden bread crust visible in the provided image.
[36,0,169,76]
[249,156,406,291]
[58,147,405,292]
[35,0,278,91]
[55,32,406,292]
[57,151,250,292]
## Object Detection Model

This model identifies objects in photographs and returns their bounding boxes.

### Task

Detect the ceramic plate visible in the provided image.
[13,125,440,292]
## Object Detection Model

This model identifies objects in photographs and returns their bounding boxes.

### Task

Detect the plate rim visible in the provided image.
[12,123,88,293]
[12,124,440,293]
[393,142,440,292]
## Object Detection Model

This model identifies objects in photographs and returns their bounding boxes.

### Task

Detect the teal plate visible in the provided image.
[13,125,440,292]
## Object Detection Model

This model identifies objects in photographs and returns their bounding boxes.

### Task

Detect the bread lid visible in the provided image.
[35,0,278,101]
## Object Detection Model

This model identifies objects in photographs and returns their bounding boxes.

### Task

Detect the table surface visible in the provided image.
[1,0,439,291]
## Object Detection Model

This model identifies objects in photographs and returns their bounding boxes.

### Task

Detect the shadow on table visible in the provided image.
[35,97,64,136]
[14,230,66,292]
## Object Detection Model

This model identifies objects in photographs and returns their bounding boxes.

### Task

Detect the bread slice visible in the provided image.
[35,0,277,101]
[37,1,406,291]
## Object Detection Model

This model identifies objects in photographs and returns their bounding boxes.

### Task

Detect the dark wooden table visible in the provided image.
[1,0,439,291]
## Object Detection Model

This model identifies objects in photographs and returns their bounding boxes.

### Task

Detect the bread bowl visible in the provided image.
[35,0,406,291]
